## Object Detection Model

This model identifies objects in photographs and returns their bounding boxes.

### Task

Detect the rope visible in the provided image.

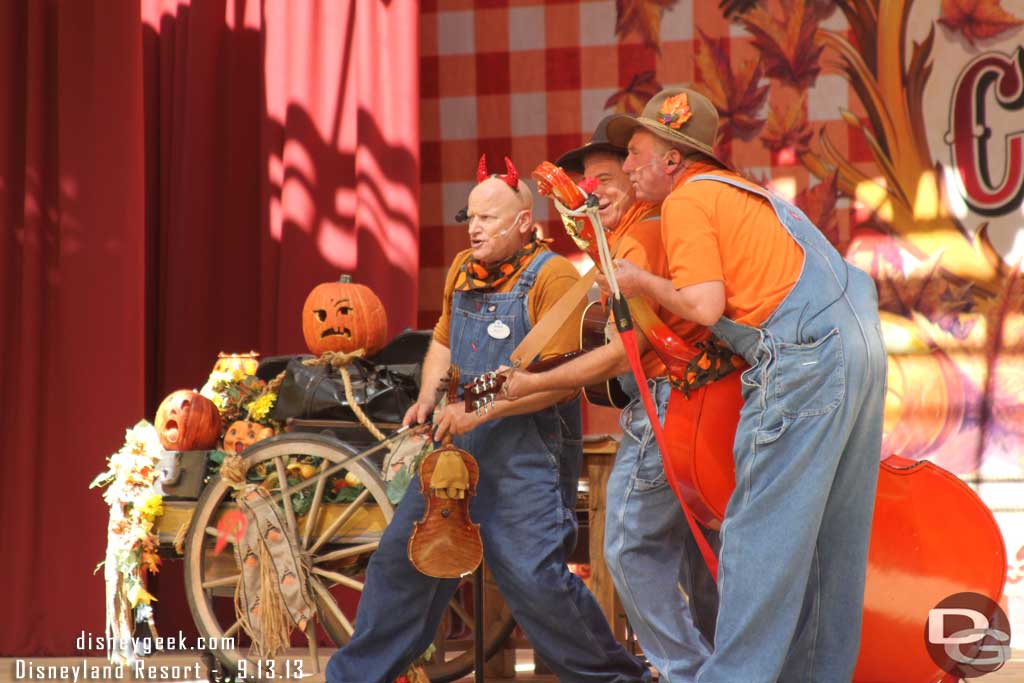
[172,510,194,555]
[220,454,248,489]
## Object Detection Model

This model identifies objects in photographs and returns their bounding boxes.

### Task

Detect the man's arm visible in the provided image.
[503,329,640,399]
[603,258,725,327]
[432,387,574,441]
[402,339,451,426]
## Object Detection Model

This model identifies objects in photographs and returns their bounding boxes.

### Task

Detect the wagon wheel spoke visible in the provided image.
[274,456,300,539]
[201,574,240,590]
[309,487,373,555]
[313,541,379,564]
[224,619,242,639]
[448,599,474,633]
[302,462,330,549]
[310,577,354,637]
[311,567,365,593]
[305,618,320,674]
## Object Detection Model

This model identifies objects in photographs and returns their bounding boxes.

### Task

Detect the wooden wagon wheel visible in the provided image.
[183,432,514,681]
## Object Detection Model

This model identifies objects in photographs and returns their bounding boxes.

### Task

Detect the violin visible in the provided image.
[407,365,483,579]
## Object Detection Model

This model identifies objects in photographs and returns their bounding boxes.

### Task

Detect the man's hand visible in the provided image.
[433,402,481,442]
[603,258,646,299]
[403,399,436,427]
[500,367,539,400]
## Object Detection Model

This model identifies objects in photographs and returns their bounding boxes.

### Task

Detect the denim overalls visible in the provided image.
[603,369,720,683]
[326,250,649,683]
[680,175,887,683]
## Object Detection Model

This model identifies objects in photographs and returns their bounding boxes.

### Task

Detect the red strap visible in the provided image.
[619,327,720,581]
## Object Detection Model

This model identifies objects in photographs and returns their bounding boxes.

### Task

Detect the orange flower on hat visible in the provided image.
[657,93,692,130]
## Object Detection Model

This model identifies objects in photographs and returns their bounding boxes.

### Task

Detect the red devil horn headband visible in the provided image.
[475,154,519,190]
[477,154,489,183]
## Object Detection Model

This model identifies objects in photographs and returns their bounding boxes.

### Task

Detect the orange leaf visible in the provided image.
[615,0,678,50]
[604,71,662,114]
[878,251,978,339]
[739,0,825,89]
[214,509,249,555]
[694,31,769,145]
[939,0,1023,46]
[762,93,813,153]
[794,172,840,248]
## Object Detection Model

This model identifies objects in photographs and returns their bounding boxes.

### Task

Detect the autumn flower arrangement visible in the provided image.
[200,364,279,430]
[90,420,165,661]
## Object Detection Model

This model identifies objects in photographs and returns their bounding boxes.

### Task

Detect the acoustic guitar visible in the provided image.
[462,302,632,415]
[580,300,631,409]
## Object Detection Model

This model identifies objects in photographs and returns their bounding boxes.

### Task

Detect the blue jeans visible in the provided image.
[606,376,720,682]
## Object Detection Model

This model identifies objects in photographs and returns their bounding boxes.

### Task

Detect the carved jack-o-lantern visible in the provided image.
[222,420,275,454]
[212,351,260,377]
[155,390,222,451]
[302,275,388,356]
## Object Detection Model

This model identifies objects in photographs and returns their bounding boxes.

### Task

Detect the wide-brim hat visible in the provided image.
[555,115,625,175]
[605,87,729,168]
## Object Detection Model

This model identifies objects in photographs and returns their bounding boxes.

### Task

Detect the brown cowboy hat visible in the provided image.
[605,87,729,168]
[555,115,625,175]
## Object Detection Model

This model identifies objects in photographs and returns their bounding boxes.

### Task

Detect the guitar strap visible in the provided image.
[508,262,600,368]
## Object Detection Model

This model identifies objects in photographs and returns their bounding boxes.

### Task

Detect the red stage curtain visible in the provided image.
[0,0,419,655]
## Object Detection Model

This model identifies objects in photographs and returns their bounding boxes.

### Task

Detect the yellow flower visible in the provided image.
[137,494,164,519]
[247,392,277,421]
[128,583,158,607]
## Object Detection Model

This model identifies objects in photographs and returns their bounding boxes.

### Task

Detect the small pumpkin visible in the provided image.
[155,389,222,451]
[212,351,260,377]
[302,275,388,356]
[222,420,275,454]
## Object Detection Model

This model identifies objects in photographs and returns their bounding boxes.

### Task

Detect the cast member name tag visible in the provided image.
[487,320,510,340]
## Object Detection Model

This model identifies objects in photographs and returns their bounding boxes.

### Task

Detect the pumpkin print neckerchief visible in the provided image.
[453,238,552,292]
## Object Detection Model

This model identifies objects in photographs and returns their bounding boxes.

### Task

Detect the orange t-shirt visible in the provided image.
[662,162,803,327]
[607,202,703,377]
[432,246,585,362]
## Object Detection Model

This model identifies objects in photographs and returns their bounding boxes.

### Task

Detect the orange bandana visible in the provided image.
[608,200,661,249]
[453,239,552,292]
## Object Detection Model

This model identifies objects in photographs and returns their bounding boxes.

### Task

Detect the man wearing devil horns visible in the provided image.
[326,156,650,683]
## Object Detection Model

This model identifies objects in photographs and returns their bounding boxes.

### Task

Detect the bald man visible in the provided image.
[326,165,650,683]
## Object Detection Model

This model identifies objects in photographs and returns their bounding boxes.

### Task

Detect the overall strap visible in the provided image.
[514,248,555,292]
[686,173,773,201]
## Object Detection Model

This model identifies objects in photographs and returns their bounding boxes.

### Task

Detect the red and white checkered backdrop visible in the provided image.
[417,0,876,328]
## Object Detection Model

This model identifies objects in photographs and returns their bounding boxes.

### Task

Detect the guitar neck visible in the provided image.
[524,349,586,373]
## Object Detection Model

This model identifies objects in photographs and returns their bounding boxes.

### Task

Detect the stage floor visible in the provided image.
[3,652,1024,682]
